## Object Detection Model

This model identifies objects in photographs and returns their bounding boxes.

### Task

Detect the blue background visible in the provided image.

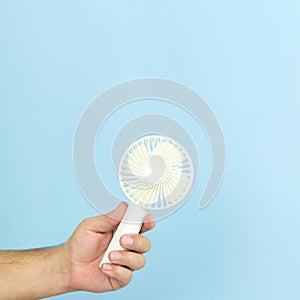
[0,1,299,299]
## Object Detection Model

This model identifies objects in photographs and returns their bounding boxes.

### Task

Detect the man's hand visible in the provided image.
[64,201,155,292]
[0,202,155,299]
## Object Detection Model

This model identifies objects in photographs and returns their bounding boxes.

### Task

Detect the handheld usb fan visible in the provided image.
[100,134,194,267]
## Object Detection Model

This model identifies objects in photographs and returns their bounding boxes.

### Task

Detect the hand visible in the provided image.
[63,202,155,293]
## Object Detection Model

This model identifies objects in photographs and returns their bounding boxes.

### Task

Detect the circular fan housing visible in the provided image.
[118,135,194,210]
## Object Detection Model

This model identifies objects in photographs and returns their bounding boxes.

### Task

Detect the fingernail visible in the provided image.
[110,252,122,261]
[102,263,112,271]
[122,236,133,246]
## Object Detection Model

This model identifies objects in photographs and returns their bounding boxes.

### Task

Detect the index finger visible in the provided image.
[140,214,156,233]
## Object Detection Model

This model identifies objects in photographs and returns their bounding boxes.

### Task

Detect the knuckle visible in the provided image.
[122,252,132,265]
[139,255,146,269]
[118,269,132,287]
[80,218,91,227]
[135,236,144,249]
[125,271,133,285]
[123,252,146,270]
[114,266,123,278]
[145,238,151,252]
[134,235,151,252]
[139,236,151,252]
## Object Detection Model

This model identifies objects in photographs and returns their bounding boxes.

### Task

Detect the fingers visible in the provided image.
[140,214,156,233]
[81,202,128,233]
[101,249,147,288]
[101,264,133,288]
[120,234,151,253]
[108,250,146,270]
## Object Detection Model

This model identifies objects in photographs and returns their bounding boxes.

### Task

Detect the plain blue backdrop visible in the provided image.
[0,1,299,299]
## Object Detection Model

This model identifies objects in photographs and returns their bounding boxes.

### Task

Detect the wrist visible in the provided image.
[56,244,74,294]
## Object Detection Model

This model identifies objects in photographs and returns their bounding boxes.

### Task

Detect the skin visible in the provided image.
[0,202,155,299]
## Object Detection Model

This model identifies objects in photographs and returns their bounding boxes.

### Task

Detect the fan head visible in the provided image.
[118,135,194,210]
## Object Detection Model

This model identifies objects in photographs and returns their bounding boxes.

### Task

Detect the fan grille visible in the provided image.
[118,135,194,210]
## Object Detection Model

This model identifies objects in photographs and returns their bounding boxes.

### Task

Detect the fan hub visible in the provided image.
[146,155,167,185]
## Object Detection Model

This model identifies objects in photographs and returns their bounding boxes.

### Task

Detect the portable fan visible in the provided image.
[100,134,194,267]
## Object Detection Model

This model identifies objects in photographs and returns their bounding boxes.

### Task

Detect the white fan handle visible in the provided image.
[99,202,148,268]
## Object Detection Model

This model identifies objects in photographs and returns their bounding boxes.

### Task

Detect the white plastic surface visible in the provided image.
[99,202,148,268]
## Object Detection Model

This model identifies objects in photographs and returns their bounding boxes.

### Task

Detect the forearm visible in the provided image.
[0,246,71,300]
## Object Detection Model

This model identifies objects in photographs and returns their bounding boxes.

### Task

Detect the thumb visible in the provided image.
[83,202,128,233]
